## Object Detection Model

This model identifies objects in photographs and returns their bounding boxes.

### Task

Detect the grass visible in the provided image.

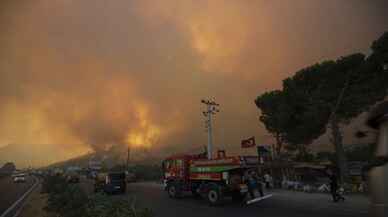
[18,185,54,217]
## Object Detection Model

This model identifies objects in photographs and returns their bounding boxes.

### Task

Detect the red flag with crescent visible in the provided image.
[241,137,256,148]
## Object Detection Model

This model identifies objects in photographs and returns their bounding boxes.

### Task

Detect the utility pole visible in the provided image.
[201,99,220,160]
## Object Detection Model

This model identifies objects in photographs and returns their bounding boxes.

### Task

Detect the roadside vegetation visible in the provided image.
[111,164,163,181]
[130,164,162,181]
[41,175,152,217]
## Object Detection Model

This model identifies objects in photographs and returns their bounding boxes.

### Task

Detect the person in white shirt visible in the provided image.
[264,173,271,189]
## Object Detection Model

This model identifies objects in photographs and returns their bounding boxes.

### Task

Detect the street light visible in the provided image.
[201,98,220,159]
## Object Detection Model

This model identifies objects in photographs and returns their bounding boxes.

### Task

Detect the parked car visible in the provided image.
[87,171,98,179]
[94,172,126,194]
[66,172,80,183]
[13,173,26,183]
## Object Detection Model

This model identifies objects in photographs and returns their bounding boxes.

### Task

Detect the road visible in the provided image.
[0,176,35,216]
[126,183,368,217]
[80,179,369,217]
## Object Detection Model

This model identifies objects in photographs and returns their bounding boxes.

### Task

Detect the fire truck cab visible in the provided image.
[162,152,259,205]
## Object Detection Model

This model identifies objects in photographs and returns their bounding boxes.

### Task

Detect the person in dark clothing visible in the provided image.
[329,173,339,202]
[327,169,345,202]
[247,174,257,199]
[247,171,264,199]
[255,173,264,197]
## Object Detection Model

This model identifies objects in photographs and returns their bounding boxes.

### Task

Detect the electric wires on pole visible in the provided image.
[201,99,220,159]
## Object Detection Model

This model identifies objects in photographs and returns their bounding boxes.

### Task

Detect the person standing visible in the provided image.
[264,172,271,189]
[247,171,264,199]
[328,170,338,202]
[247,172,257,199]
[327,169,345,202]
[255,172,264,197]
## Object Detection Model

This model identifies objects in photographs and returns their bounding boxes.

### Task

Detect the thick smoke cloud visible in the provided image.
[0,0,387,167]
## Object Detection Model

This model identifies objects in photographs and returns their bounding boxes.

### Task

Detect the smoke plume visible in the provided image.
[0,0,387,167]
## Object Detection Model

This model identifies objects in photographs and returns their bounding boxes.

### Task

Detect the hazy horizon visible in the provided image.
[1,0,387,167]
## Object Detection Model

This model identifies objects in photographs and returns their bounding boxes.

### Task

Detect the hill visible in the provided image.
[0,143,89,168]
[46,147,163,169]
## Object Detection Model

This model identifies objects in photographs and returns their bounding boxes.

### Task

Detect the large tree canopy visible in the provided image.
[255,32,388,180]
[255,90,290,155]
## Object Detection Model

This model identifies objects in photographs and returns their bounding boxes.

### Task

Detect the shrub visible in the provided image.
[45,183,88,217]
[41,175,68,194]
[42,174,152,217]
[130,164,162,181]
[87,193,152,217]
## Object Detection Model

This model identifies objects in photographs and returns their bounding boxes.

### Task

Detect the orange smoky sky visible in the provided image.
[0,0,387,167]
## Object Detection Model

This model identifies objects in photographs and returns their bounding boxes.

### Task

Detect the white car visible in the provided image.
[13,174,26,183]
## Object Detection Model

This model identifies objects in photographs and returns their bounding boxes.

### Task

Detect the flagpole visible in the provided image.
[257,145,261,175]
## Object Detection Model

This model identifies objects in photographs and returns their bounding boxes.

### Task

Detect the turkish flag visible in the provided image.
[241,137,256,148]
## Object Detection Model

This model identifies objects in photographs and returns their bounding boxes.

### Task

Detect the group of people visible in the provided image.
[245,171,273,199]
[245,168,346,203]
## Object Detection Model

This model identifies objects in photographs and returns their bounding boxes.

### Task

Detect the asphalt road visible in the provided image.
[78,178,369,217]
[125,182,369,217]
[0,176,35,215]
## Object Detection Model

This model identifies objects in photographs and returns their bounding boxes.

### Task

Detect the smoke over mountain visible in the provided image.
[0,0,387,167]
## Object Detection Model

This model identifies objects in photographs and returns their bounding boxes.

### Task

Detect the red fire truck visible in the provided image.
[162,151,260,205]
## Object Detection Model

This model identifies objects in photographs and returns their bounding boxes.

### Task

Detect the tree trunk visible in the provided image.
[275,134,283,158]
[298,144,308,160]
[330,118,348,183]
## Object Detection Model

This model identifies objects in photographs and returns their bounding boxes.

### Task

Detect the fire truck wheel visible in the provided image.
[167,183,181,198]
[207,186,223,205]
